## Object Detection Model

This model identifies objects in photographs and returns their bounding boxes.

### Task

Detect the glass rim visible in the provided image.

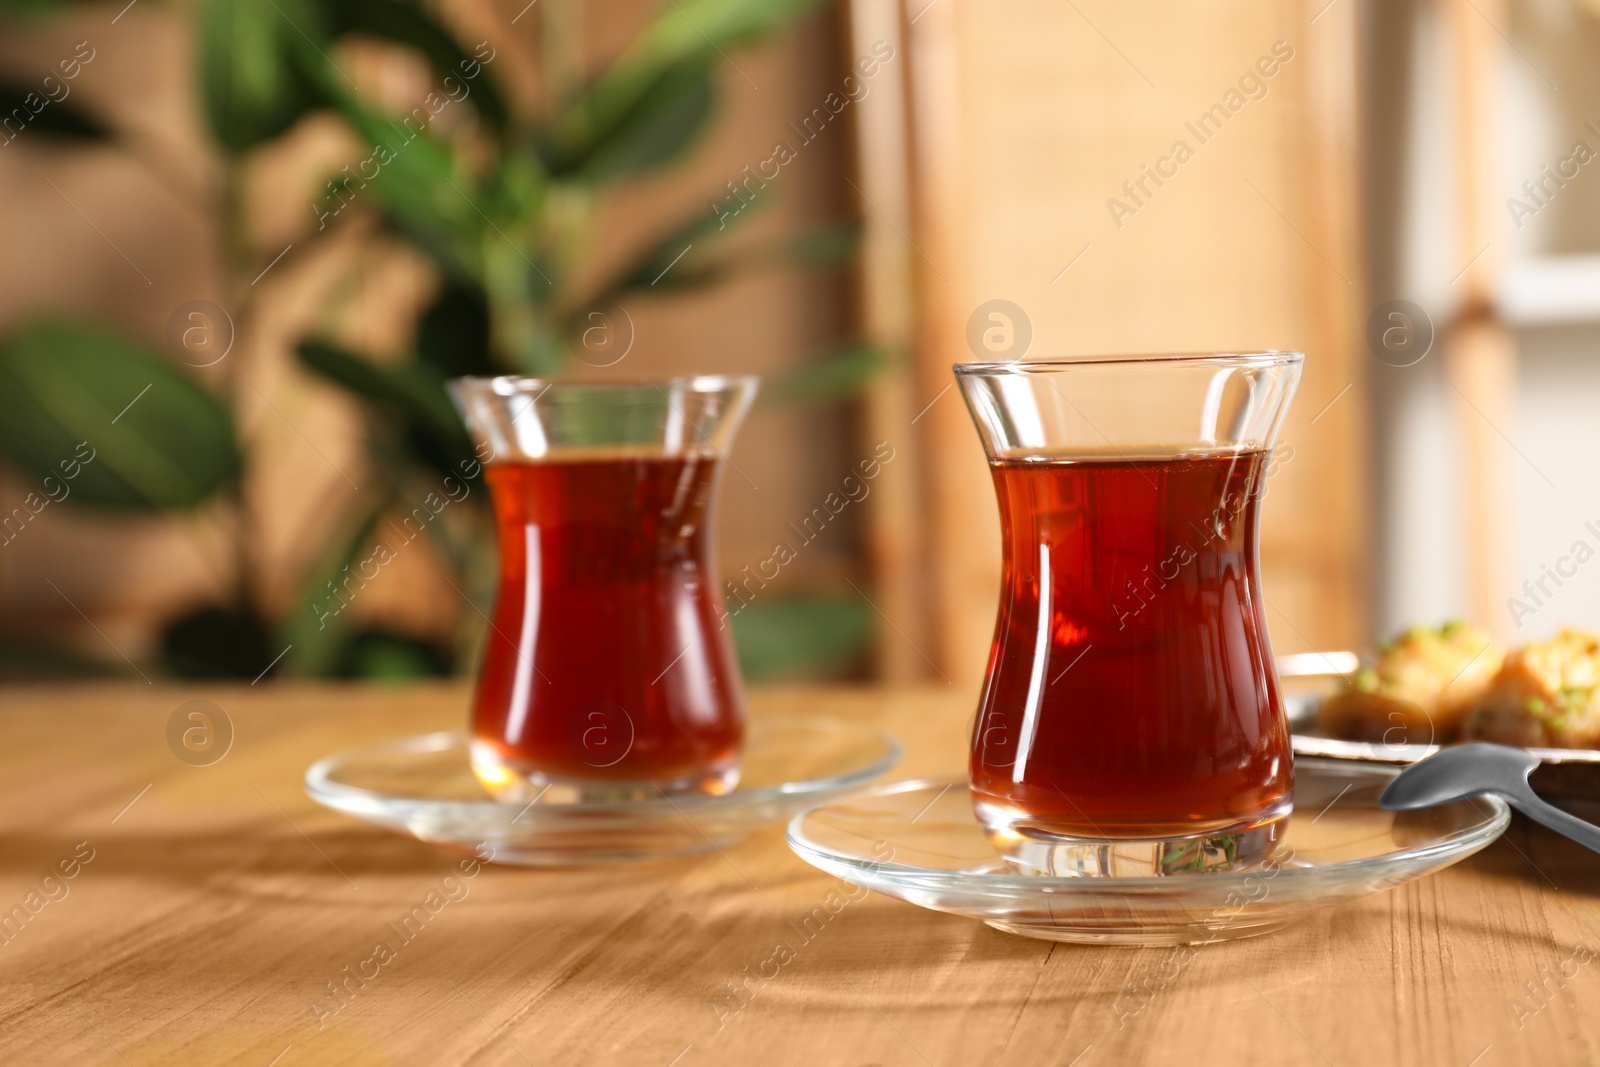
[451,373,759,395]
[953,350,1304,374]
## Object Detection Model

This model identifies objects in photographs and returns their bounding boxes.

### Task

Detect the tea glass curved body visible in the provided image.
[450,376,756,804]
[956,353,1303,875]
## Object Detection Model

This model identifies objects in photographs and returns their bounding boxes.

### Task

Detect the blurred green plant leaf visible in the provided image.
[197,0,328,154]
[730,593,871,681]
[335,628,452,679]
[308,88,492,278]
[767,222,861,267]
[0,0,92,16]
[592,220,858,305]
[280,494,388,676]
[543,0,827,178]
[396,416,480,489]
[590,201,751,299]
[416,279,494,378]
[546,58,715,181]
[298,337,485,488]
[297,339,467,452]
[634,0,833,55]
[0,319,240,509]
[0,80,112,141]
[324,0,510,134]
[761,343,891,406]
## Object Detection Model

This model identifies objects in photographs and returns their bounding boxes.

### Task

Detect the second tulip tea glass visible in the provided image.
[450,376,757,804]
[956,352,1303,876]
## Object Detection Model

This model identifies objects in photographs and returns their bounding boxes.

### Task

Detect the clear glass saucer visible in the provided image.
[306,717,900,865]
[786,759,1509,945]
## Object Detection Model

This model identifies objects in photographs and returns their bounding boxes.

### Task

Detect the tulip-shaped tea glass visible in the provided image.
[956,352,1303,876]
[450,376,757,804]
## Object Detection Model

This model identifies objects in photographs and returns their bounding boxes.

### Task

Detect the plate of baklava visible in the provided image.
[1283,622,1600,796]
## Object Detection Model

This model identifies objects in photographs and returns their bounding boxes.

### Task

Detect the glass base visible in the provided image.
[470,741,741,805]
[974,798,1290,877]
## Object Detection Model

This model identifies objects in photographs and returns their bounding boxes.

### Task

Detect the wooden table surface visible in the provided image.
[2,682,1597,1067]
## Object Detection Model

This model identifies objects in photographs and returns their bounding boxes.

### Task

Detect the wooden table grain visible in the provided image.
[1,683,1597,1067]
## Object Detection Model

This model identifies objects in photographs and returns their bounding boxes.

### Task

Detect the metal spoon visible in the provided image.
[1379,742,1600,855]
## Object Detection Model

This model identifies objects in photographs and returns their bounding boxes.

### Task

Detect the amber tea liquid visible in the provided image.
[470,451,744,799]
[970,448,1292,859]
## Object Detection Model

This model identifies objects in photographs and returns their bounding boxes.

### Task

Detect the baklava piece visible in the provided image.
[1318,621,1502,744]
[1463,629,1600,749]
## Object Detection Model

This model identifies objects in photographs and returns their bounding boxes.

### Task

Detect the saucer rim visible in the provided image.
[305,717,903,823]
[784,759,1511,894]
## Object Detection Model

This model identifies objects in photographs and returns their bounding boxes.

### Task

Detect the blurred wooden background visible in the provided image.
[888,0,1371,682]
[0,0,868,678]
[0,0,1371,686]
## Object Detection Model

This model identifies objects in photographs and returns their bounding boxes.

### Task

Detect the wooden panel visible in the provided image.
[904,0,993,690]
[1443,0,1518,638]
[847,0,931,683]
[899,0,1371,683]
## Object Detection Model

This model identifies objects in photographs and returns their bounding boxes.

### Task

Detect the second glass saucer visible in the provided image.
[307,717,900,865]
[786,759,1508,945]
